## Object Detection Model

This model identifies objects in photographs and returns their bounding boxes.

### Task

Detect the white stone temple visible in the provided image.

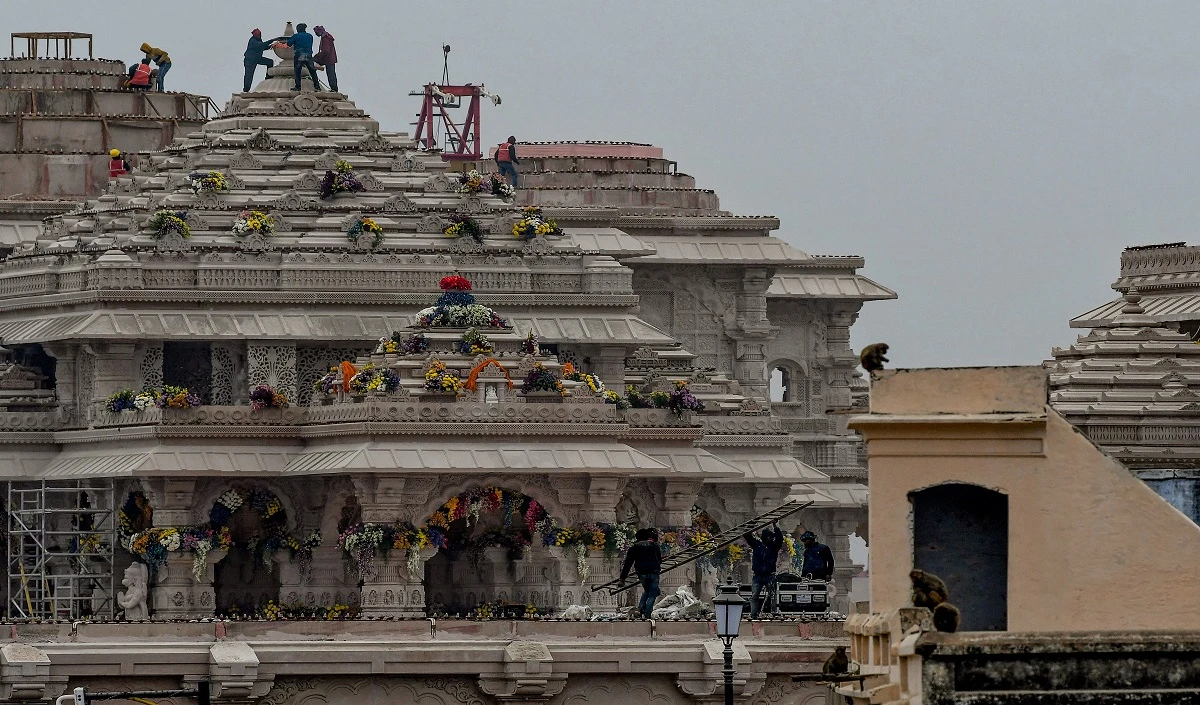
[0,30,892,705]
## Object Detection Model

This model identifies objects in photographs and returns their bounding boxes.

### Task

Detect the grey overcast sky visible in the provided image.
[5,1,1191,368]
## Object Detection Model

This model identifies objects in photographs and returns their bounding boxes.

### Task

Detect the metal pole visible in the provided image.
[722,636,734,705]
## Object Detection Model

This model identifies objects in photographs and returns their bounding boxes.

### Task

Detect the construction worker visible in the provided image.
[744,523,785,618]
[244,29,285,92]
[286,23,321,92]
[139,43,171,92]
[108,149,127,178]
[313,26,338,92]
[799,530,835,582]
[125,58,153,90]
[619,528,661,619]
[495,136,520,187]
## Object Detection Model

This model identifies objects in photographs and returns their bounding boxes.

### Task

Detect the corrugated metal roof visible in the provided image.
[768,273,896,301]
[795,483,869,508]
[285,441,668,475]
[644,447,743,478]
[0,311,677,346]
[630,236,812,263]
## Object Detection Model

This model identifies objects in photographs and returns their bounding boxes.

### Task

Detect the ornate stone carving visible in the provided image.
[273,191,305,210]
[116,563,149,619]
[380,194,415,213]
[291,93,323,115]
[358,172,385,191]
[248,344,298,402]
[416,214,444,234]
[294,172,322,190]
[183,212,209,231]
[246,127,282,150]
[229,149,263,169]
[270,213,292,232]
[154,230,191,254]
[457,195,487,214]
[137,342,163,391]
[522,236,552,256]
[262,677,489,705]
[313,151,342,171]
[193,191,226,210]
[425,173,453,193]
[392,151,427,172]
[448,236,483,255]
[358,131,396,152]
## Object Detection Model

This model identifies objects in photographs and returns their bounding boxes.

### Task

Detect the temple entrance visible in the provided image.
[210,488,288,616]
[422,487,557,615]
[911,483,1008,631]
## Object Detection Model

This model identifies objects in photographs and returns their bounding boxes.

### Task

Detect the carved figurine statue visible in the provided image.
[117,562,149,620]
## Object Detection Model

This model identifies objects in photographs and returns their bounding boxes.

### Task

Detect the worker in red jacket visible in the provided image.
[108,149,127,178]
[313,26,338,92]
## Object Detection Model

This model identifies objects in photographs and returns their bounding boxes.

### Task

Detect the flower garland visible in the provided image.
[106,389,159,413]
[147,209,190,240]
[250,384,288,411]
[320,160,365,199]
[241,600,359,621]
[424,359,464,395]
[492,175,515,200]
[377,332,429,355]
[189,170,229,194]
[348,363,401,394]
[157,385,201,409]
[603,390,630,410]
[562,363,604,394]
[347,216,384,249]
[520,362,564,396]
[313,367,340,398]
[232,209,275,236]
[464,359,514,391]
[416,276,510,328]
[118,492,153,537]
[667,381,705,418]
[336,522,447,581]
[444,214,483,243]
[521,331,540,356]
[459,327,494,356]
[512,206,563,240]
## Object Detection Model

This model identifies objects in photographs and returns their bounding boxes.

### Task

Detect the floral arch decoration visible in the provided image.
[121,486,320,581]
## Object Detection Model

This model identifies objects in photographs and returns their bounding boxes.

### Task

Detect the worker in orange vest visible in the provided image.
[126,58,153,90]
[108,149,128,178]
[494,135,520,188]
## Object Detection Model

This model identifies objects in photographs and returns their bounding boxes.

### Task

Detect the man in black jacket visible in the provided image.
[799,530,835,582]
[744,523,784,618]
[244,29,285,92]
[620,528,662,618]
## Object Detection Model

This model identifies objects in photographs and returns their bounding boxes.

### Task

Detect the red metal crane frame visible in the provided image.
[413,83,482,162]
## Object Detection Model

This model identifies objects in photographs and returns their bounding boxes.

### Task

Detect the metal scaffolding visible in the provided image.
[5,479,117,620]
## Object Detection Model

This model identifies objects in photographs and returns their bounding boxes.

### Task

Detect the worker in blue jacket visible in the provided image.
[744,523,784,618]
[243,29,285,92]
[287,23,320,92]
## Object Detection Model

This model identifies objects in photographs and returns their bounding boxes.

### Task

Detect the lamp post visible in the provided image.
[713,577,746,705]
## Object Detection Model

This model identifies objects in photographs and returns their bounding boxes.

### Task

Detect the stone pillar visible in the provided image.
[581,476,623,524]
[247,342,297,402]
[84,342,139,402]
[726,268,778,401]
[823,307,861,411]
[594,345,627,391]
[659,480,702,598]
[151,549,225,620]
[351,475,434,616]
[40,343,79,426]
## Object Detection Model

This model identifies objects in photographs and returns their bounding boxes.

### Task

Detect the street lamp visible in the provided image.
[713,577,746,705]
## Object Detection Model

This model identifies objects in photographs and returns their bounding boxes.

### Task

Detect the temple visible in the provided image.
[0,28,892,705]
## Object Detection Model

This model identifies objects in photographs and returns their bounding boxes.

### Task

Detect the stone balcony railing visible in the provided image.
[838,608,933,705]
[0,409,63,432]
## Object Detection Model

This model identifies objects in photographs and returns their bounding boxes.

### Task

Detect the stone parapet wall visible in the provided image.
[518,186,721,211]
[520,169,697,190]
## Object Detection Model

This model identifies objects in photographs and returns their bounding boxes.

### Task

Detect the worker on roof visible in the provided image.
[495,136,520,188]
[108,149,127,178]
[286,23,321,92]
[799,530,834,583]
[313,26,338,93]
[244,28,285,93]
[125,58,153,91]
[139,43,171,92]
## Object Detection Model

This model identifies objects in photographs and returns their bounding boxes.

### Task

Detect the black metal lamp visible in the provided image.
[713,577,746,704]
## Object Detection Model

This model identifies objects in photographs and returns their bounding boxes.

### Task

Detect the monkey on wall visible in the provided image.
[859,343,889,378]
[910,568,961,633]
[822,645,849,674]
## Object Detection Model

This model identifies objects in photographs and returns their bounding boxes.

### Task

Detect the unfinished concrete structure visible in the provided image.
[840,366,1200,703]
[0,32,213,247]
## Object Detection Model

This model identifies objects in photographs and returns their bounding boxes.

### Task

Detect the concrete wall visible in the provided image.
[851,366,1200,632]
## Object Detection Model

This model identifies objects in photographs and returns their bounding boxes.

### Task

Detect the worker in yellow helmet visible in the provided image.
[108,149,131,178]
[139,43,171,92]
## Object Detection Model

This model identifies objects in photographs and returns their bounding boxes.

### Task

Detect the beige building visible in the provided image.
[840,366,1200,703]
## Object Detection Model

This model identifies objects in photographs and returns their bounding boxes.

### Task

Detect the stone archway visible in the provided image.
[208,487,291,616]
[910,483,1008,631]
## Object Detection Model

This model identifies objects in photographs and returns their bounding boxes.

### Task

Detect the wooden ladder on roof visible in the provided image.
[591,499,812,595]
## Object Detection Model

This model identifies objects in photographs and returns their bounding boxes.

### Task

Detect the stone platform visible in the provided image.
[4,618,844,705]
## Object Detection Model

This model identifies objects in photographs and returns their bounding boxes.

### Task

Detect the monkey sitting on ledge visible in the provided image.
[910,568,961,633]
[859,343,889,378]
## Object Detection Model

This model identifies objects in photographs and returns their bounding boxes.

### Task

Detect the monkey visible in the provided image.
[932,603,961,633]
[822,645,849,675]
[910,569,961,633]
[859,343,889,377]
[909,569,949,608]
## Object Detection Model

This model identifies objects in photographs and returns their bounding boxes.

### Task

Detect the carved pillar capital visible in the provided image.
[351,474,407,523]
[477,641,568,703]
[146,477,198,526]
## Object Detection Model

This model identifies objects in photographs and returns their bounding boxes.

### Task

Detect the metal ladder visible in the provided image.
[591,499,812,595]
